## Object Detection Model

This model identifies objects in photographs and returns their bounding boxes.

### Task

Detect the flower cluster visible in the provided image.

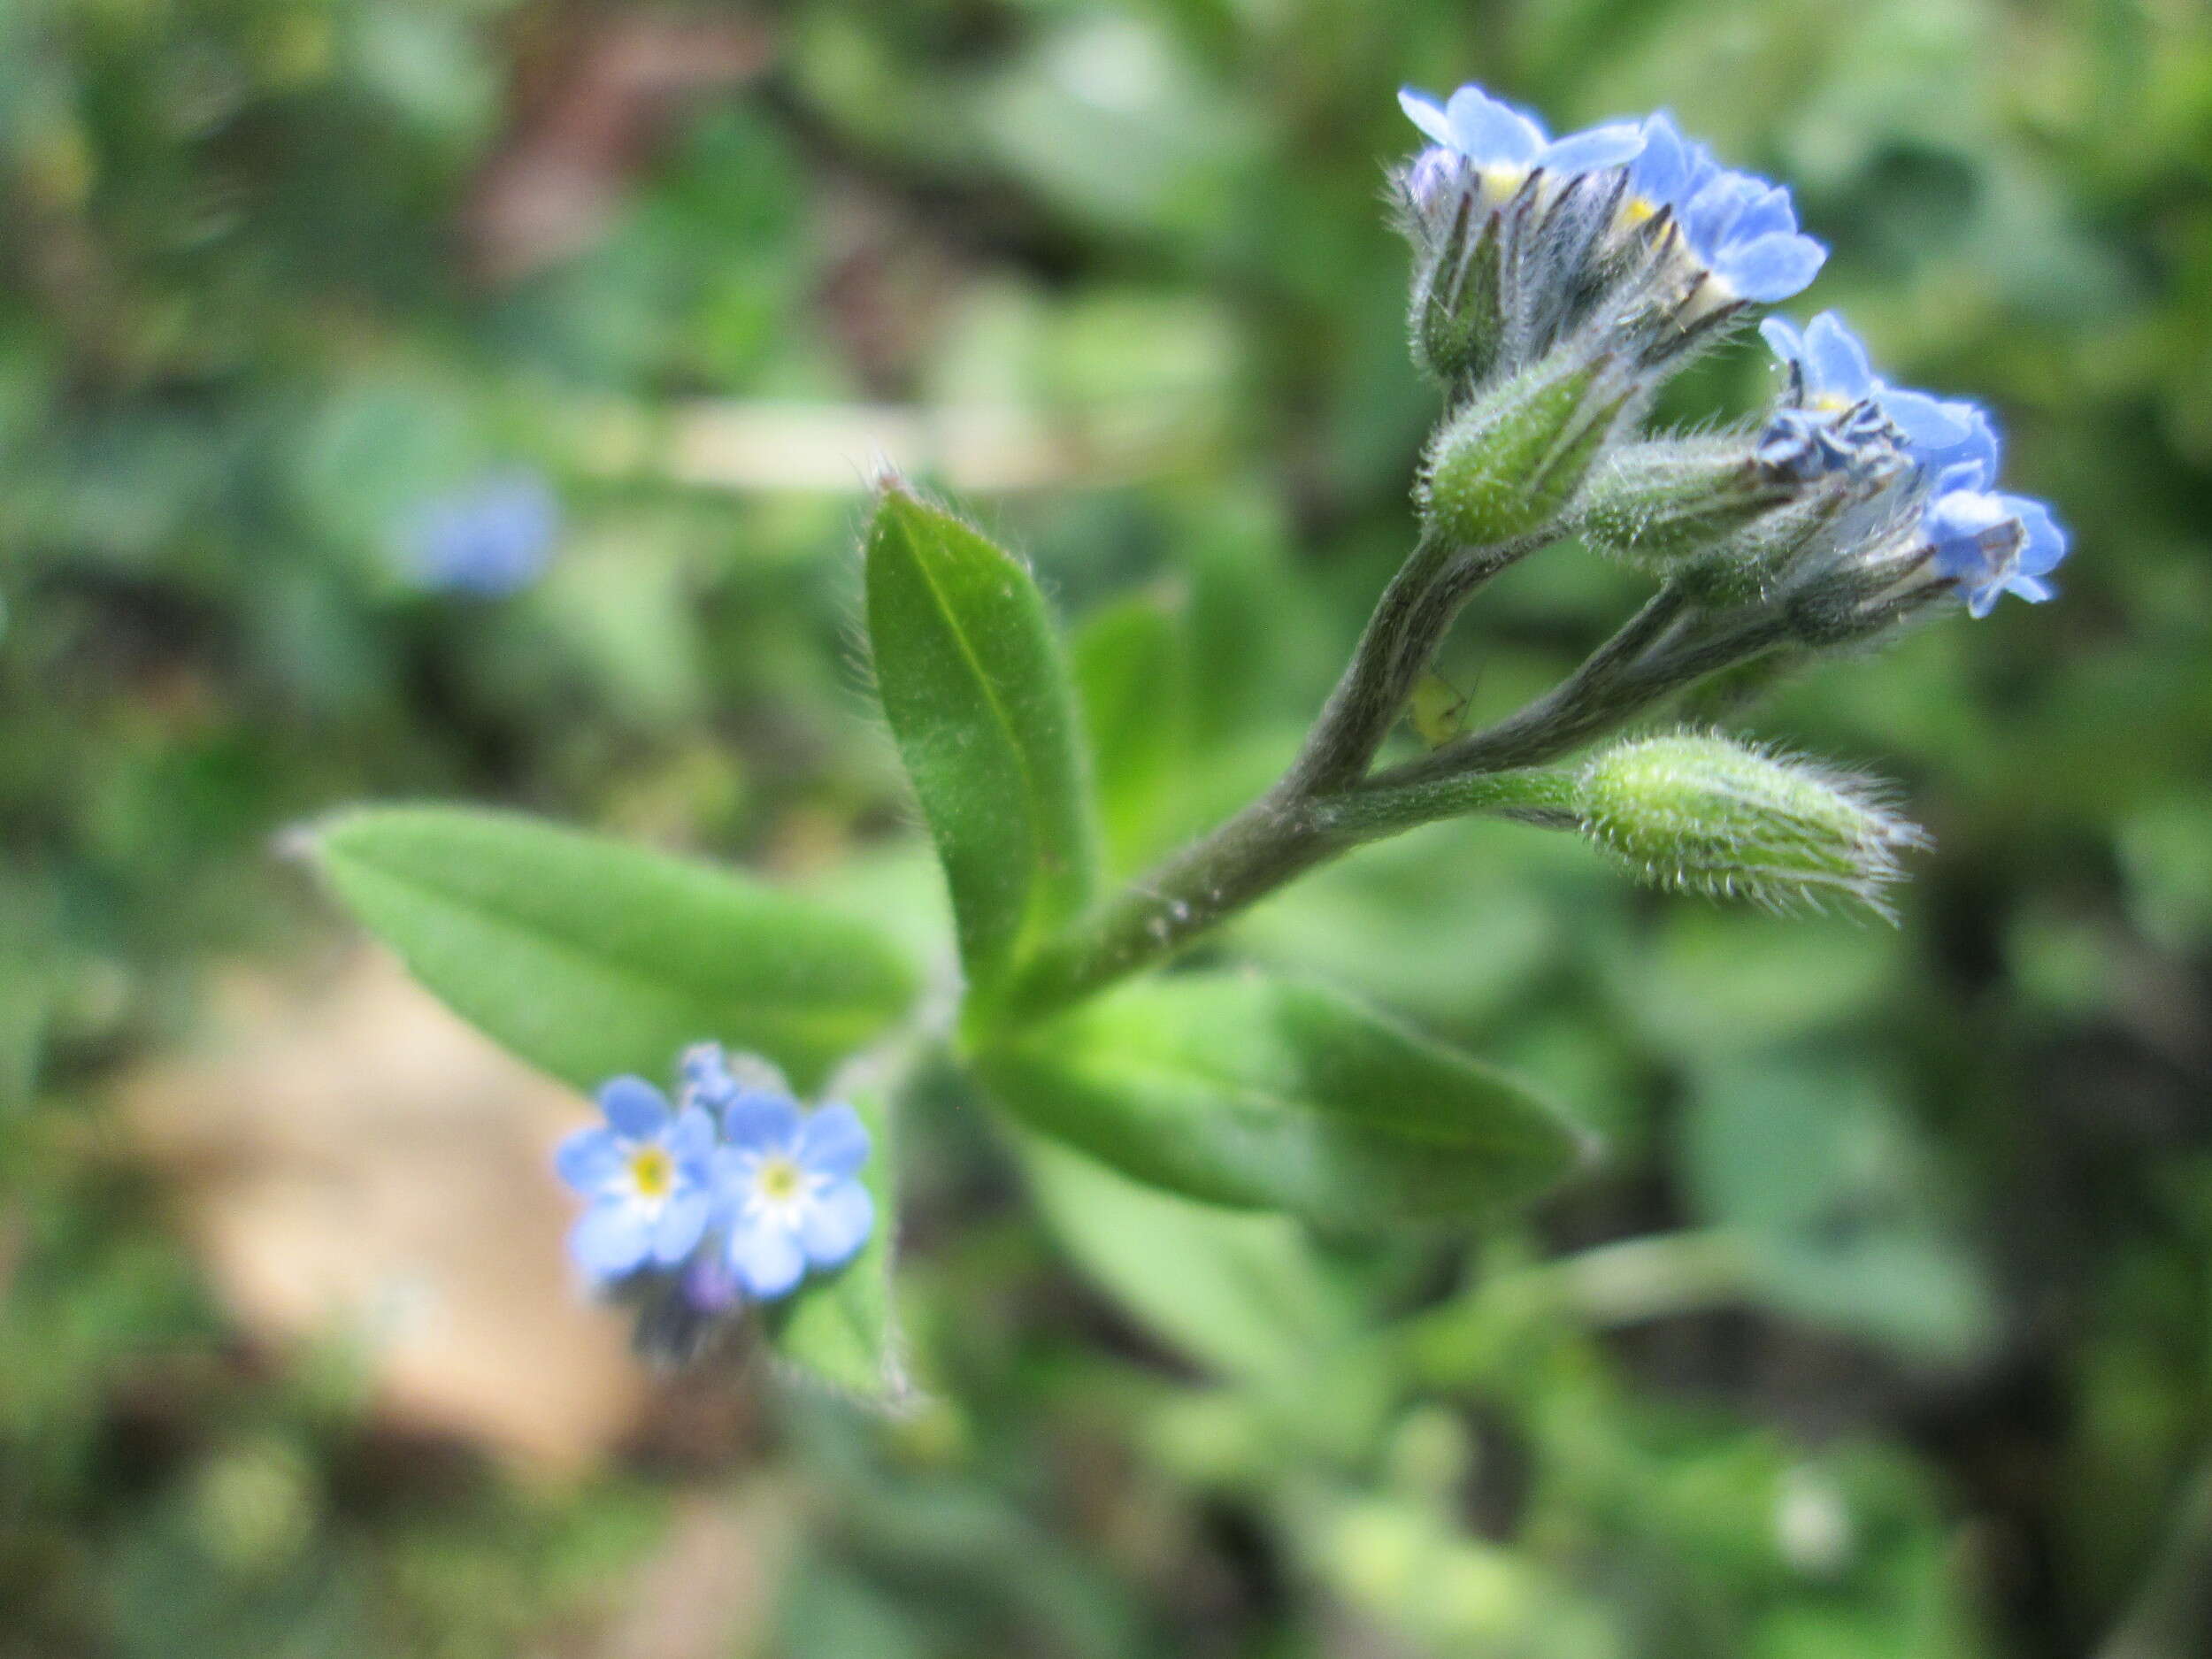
[1395,85,1824,389]
[1759,313,2067,616]
[555,1044,874,1354]
[1397,80,2069,621]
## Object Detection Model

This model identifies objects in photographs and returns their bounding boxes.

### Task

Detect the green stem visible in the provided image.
[999,764,1584,1023]
[1001,526,1549,1024]
[1365,599,1787,790]
[1285,532,1537,795]
[999,785,1337,1022]
[1310,766,1579,841]
[996,557,1786,1027]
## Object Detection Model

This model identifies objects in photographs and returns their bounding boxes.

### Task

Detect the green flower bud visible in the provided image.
[1402,161,1510,388]
[1419,347,1632,546]
[1578,732,1928,918]
[1575,436,1795,566]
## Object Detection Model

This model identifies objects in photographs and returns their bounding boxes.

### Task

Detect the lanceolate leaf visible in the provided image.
[979,972,1590,1230]
[864,484,1097,1009]
[315,806,918,1094]
[1021,1134,1353,1382]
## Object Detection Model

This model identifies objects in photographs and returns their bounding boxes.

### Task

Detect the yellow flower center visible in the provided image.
[1480,163,1529,201]
[627,1146,673,1201]
[1621,194,1660,226]
[757,1157,804,1203]
[1811,392,1854,414]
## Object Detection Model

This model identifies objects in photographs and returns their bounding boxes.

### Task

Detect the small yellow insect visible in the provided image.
[1409,672,1473,748]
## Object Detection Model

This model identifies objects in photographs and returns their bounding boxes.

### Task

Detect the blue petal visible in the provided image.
[2005,495,2070,577]
[1918,403,2001,486]
[679,1042,734,1109]
[1727,182,1801,245]
[1926,488,2012,549]
[1682,171,1763,250]
[1539,122,1644,173]
[555,1126,623,1194]
[1446,85,1546,165]
[707,1145,751,1215]
[665,1107,717,1168]
[726,1214,807,1299]
[1759,314,1807,368]
[598,1076,669,1139]
[649,1189,711,1265]
[723,1089,802,1152]
[1967,583,2002,619]
[1803,312,1874,399]
[799,1179,875,1270]
[1631,111,1690,203]
[572,1199,652,1278]
[2008,573,2057,603]
[1717,232,1826,301]
[1933,460,1987,497]
[1398,87,1456,149]
[1881,389,1978,455]
[797,1103,872,1180]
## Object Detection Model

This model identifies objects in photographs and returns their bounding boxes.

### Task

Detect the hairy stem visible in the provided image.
[998,565,1787,1027]
[1284,532,1537,795]
[1363,597,1787,789]
[998,785,1337,1022]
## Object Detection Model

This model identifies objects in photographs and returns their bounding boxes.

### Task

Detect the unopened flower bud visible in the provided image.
[1419,346,1632,546]
[1401,158,1512,388]
[1578,732,1928,918]
[1575,436,1801,566]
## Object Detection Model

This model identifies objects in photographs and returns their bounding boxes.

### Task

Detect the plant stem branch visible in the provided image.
[1284,532,1538,795]
[997,561,1788,1027]
[1363,598,1787,789]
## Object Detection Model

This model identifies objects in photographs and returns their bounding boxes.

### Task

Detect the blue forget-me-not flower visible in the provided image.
[1760,312,2069,615]
[1625,113,1825,308]
[710,1076,875,1301]
[1395,81,2069,626]
[1399,84,1645,211]
[556,1075,717,1279]
[1758,311,1974,480]
[557,1041,877,1345]
[404,469,559,596]
[1394,82,1824,394]
[1916,417,2069,617]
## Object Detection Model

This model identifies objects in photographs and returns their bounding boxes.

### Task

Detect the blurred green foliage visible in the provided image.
[4,0,2211,1655]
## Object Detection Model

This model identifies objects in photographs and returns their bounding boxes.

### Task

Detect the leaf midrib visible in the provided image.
[898,528,1054,951]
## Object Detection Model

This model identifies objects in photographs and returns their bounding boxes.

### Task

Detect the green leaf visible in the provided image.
[1684,1058,1997,1364]
[978,973,1590,1229]
[1021,1134,1352,1381]
[315,806,918,1094]
[1071,587,1193,878]
[764,1071,908,1403]
[864,484,1097,1009]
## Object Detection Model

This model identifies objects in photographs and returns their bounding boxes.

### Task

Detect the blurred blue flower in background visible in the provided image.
[710,1084,874,1301]
[403,470,559,595]
[565,1043,877,1309]
[556,1076,717,1279]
